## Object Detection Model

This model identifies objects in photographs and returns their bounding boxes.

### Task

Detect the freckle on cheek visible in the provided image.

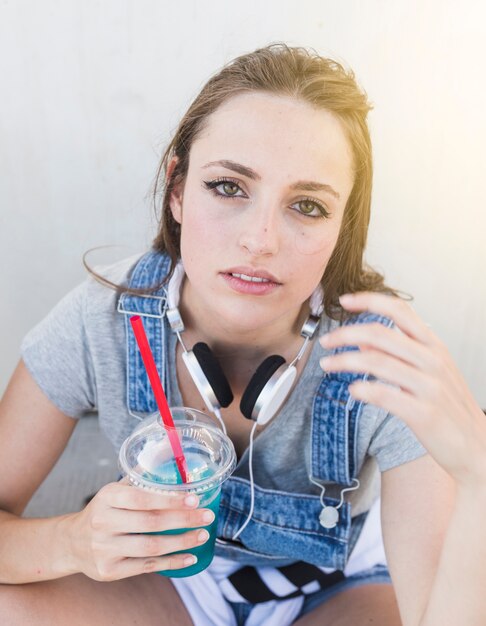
[294,231,333,256]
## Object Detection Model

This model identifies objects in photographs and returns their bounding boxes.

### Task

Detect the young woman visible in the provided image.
[1,43,485,626]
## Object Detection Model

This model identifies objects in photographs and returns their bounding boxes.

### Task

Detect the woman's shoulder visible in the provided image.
[23,252,148,348]
[82,251,149,312]
[87,251,147,293]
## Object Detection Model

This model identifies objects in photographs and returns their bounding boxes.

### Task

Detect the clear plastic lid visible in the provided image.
[118,407,236,494]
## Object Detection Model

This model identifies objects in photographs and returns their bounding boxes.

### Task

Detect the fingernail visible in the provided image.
[197,529,209,542]
[184,554,197,566]
[184,494,199,507]
[202,510,215,523]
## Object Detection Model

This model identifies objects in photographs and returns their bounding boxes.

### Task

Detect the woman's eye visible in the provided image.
[293,199,330,219]
[203,178,244,199]
[203,179,330,219]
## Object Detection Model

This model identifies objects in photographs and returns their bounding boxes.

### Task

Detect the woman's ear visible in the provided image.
[167,156,183,224]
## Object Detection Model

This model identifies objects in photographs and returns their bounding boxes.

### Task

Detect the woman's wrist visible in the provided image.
[56,512,82,578]
[453,412,486,493]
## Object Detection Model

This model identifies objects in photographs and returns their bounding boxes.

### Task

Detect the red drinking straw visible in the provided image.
[129,315,189,483]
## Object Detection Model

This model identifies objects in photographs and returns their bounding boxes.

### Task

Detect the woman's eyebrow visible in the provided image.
[202,159,340,200]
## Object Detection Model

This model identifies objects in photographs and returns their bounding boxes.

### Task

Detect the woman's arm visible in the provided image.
[0,359,78,582]
[0,360,214,584]
[418,480,486,626]
[319,291,486,625]
[380,454,455,625]
[382,452,486,626]
[0,510,78,584]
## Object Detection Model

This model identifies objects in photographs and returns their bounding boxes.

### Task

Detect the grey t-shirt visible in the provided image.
[21,254,427,517]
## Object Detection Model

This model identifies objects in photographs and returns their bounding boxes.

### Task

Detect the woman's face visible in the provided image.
[170,92,355,335]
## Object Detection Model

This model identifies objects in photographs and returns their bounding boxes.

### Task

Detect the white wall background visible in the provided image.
[1,0,485,405]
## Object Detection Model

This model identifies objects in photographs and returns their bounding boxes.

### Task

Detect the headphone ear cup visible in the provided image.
[192,342,234,408]
[240,355,286,420]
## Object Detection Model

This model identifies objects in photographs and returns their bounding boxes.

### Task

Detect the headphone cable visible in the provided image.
[231,420,258,541]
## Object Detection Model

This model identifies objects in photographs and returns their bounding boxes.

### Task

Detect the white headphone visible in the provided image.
[165,261,323,427]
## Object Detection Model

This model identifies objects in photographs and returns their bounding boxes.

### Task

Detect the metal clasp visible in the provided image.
[117,293,168,319]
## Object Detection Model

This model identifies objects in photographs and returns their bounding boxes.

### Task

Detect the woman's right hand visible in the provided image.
[65,478,214,581]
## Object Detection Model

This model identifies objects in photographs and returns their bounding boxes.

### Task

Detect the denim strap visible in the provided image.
[117,250,172,414]
[311,311,393,486]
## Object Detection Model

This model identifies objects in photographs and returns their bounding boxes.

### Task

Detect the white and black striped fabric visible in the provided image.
[222,561,345,604]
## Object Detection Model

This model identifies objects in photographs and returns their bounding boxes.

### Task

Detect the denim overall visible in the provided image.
[118,250,393,575]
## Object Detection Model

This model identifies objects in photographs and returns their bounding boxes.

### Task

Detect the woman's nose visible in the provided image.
[237,208,280,256]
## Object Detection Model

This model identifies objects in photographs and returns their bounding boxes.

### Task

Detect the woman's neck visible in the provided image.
[177,278,311,391]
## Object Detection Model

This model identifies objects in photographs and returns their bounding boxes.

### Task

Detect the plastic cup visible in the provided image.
[118,407,236,577]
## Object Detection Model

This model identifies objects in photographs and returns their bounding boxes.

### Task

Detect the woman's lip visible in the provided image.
[223,267,281,283]
[220,272,281,295]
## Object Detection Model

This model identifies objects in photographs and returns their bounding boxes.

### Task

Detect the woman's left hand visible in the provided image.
[319,291,486,488]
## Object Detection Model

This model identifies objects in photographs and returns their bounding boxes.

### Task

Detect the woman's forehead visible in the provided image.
[198,92,346,142]
[190,92,354,191]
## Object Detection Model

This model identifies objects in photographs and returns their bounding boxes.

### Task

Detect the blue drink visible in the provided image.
[143,454,222,577]
[119,407,236,578]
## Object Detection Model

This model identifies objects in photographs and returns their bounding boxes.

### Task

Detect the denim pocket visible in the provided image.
[217,477,350,570]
